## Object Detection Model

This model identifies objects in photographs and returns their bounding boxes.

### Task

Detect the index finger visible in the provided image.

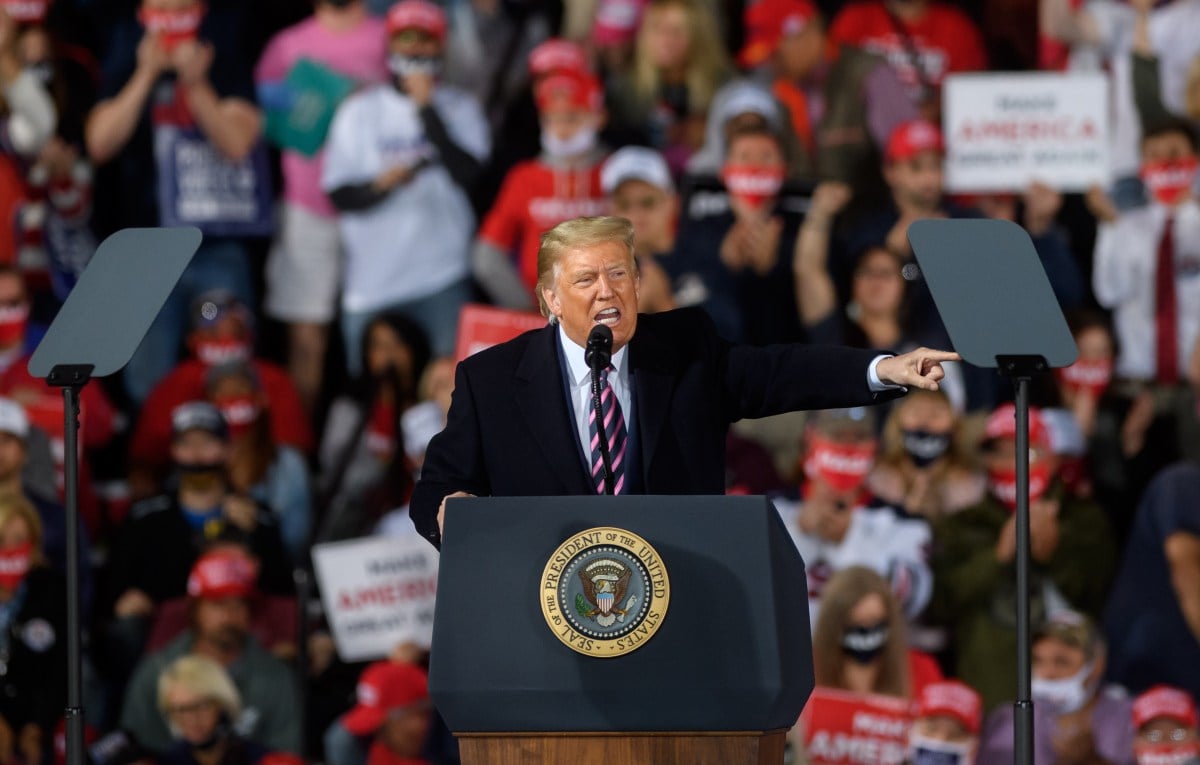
[921,349,961,363]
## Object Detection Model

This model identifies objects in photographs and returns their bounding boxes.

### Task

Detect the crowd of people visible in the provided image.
[0,0,1196,761]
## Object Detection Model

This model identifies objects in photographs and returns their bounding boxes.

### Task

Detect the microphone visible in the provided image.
[585,324,613,372]
[901,262,922,282]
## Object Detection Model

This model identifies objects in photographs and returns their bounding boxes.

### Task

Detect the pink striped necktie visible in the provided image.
[589,365,628,495]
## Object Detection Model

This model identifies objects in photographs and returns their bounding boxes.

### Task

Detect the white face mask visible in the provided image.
[908,733,975,765]
[1031,662,1093,714]
[541,125,597,160]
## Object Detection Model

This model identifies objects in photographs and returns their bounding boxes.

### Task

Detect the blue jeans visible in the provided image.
[341,278,473,377]
[123,239,254,403]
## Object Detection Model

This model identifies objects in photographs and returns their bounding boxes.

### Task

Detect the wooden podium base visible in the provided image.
[456,730,788,765]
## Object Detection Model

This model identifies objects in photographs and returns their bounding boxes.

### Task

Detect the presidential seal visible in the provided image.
[540,527,670,658]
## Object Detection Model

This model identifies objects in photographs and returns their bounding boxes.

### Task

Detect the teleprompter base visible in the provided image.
[456,729,788,765]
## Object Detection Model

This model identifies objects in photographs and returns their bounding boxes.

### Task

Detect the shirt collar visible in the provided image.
[558,324,628,388]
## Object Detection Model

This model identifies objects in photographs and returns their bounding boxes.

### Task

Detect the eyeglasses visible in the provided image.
[1142,728,1193,744]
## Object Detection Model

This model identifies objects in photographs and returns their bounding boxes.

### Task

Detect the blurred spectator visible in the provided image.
[104,403,292,684]
[86,0,262,403]
[255,0,388,414]
[739,0,916,189]
[338,661,433,765]
[592,0,643,76]
[772,409,932,627]
[472,68,608,309]
[323,0,489,365]
[318,313,431,542]
[129,291,313,500]
[828,0,987,119]
[669,123,803,344]
[0,492,66,765]
[979,610,1134,765]
[1130,686,1200,765]
[907,680,983,765]
[1104,463,1200,700]
[0,266,116,534]
[205,361,311,565]
[156,655,269,765]
[811,566,942,699]
[686,78,795,181]
[932,403,1117,709]
[606,0,731,172]
[868,389,985,520]
[1056,311,1118,442]
[600,146,677,313]
[0,265,44,367]
[121,550,300,754]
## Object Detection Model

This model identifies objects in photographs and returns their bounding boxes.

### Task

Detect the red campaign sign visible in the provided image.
[455,304,547,362]
[801,687,913,765]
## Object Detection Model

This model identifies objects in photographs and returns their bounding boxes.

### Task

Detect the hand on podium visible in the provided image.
[438,491,475,536]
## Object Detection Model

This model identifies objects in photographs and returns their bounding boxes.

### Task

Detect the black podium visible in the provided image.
[430,495,812,765]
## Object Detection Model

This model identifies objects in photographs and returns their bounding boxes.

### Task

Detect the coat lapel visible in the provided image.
[515,326,593,494]
[629,321,677,486]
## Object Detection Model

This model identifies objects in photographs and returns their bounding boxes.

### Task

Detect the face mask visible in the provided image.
[215,396,260,439]
[1141,157,1199,207]
[0,303,28,347]
[1031,662,1093,714]
[25,61,53,86]
[988,461,1052,512]
[721,164,784,210]
[541,125,597,160]
[138,4,205,52]
[388,53,442,80]
[902,429,952,468]
[908,734,975,765]
[1137,743,1200,765]
[1056,358,1112,399]
[841,622,888,664]
[0,541,32,590]
[804,434,875,494]
[193,338,251,367]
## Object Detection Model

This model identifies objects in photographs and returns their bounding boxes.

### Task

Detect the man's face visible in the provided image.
[611,180,676,253]
[1032,636,1087,681]
[1136,719,1200,753]
[726,132,785,171]
[885,150,944,211]
[380,704,432,758]
[1143,131,1196,165]
[0,432,25,485]
[776,22,825,81]
[171,429,228,467]
[194,597,250,651]
[542,241,641,351]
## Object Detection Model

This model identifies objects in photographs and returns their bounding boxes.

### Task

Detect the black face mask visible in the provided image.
[901,429,951,468]
[841,622,889,664]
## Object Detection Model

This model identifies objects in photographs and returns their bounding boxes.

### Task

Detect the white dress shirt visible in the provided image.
[1093,199,1200,381]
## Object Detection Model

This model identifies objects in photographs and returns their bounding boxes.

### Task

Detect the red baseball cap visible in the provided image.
[386,0,446,40]
[1133,686,1199,730]
[739,0,818,69]
[593,0,646,46]
[984,403,1051,449]
[535,70,603,113]
[528,38,589,78]
[1,0,48,23]
[343,662,430,735]
[187,550,258,600]
[885,120,944,163]
[914,681,983,734]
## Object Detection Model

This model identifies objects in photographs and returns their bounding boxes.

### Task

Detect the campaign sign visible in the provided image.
[455,303,547,362]
[801,687,913,765]
[943,72,1109,192]
[313,534,439,662]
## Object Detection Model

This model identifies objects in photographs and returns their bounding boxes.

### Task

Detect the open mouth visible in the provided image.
[595,307,621,326]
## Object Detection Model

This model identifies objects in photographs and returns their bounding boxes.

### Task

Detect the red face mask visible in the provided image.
[1141,157,1199,207]
[1056,357,1113,399]
[138,4,204,51]
[0,303,28,347]
[215,395,260,439]
[1136,744,1200,765]
[804,434,876,494]
[193,337,251,367]
[721,164,784,210]
[988,461,1052,511]
[0,541,33,590]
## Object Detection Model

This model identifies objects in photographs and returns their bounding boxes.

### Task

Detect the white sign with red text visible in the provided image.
[313,535,439,661]
[943,72,1110,193]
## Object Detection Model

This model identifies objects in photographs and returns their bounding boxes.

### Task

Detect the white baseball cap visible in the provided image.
[601,146,674,194]
[0,397,29,439]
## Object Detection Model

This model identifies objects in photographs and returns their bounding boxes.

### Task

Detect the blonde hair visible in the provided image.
[157,655,243,721]
[812,567,911,698]
[0,492,43,561]
[632,0,730,117]
[536,216,637,319]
